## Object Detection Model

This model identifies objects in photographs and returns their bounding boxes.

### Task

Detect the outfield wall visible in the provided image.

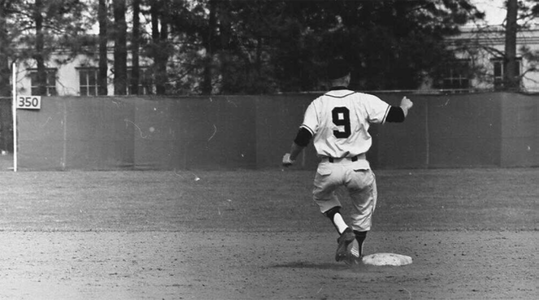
[0,97,13,153]
[13,92,539,171]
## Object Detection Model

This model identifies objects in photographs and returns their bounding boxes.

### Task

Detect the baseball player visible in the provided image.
[282,58,413,263]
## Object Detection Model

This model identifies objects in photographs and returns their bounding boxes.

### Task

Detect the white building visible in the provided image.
[440,25,539,93]
[13,25,539,96]
[14,50,154,97]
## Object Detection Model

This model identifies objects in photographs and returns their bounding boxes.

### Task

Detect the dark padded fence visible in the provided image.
[372,92,537,169]
[131,96,257,170]
[12,92,539,171]
[500,94,539,167]
[0,97,13,153]
[16,96,259,171]
[373,93,504,169]
[17,97,135,170]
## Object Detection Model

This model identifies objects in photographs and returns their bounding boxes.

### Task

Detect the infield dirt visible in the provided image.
[0,169,537,299]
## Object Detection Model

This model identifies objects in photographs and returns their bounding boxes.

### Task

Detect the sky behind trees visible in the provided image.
[473,0,506,24]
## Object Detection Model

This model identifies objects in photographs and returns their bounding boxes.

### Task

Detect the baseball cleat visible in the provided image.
[335,227,355,262]
[343,240,363,266]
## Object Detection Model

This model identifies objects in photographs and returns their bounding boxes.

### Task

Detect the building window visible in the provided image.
[491,58,521,89]
[30,69,57,95]
[127,67,153,95]
[78,68,99,96]
[439,60,471,90]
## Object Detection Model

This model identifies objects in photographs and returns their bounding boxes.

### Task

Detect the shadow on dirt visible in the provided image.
[270,261,359,271]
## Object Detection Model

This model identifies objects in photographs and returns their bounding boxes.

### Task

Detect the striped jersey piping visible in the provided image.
[324,91,357,99]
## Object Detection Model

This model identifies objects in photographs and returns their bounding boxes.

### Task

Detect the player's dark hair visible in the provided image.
[327,59,351,80]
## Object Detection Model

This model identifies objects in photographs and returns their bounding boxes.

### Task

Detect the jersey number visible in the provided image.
[332,107,351,138]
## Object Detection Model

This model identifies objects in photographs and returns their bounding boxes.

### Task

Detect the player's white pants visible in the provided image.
[312,159,378,232]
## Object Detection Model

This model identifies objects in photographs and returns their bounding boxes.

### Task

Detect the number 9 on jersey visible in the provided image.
[332,107,351,138]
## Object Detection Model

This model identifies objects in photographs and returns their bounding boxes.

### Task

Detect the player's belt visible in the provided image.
[325,154,366,163]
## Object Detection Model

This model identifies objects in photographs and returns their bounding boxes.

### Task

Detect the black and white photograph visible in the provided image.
[0,0,537,299]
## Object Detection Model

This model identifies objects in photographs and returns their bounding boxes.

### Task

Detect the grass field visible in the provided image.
[0,168,537,299]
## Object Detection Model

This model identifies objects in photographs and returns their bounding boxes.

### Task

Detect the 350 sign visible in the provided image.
[16,96,41,110]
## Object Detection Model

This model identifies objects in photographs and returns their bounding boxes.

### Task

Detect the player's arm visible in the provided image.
[282,127,313,166]
[385,96,413,123]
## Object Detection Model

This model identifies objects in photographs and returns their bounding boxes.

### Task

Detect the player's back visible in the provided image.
[306,89,389,158]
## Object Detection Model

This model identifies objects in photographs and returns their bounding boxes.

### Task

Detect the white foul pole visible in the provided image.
[12,62,17,172]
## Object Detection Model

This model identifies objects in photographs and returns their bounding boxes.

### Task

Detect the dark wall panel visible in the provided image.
[18,97,134,170]
[18,98,67,170]
[132,96,257,170]
[371,93,429,169]
[255,94,318,170]
[65,97,135,170]
[426,93,502,168]
[500,93,539,167]
[14,93,539,171]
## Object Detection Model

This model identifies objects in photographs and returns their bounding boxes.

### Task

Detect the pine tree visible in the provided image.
[113,0,127,95]
[98,0,108,95]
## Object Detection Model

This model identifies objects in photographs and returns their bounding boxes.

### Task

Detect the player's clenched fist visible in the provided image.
[282,153,294,167]
[400,96,413,117]
[401,96,413,108]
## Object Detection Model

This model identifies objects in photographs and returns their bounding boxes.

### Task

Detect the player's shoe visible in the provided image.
[335,227,355,262]
[343,240,362,266]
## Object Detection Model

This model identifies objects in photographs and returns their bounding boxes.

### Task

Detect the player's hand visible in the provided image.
[400,96,413,110]
[282,153,295,167]
[400,96,413,117]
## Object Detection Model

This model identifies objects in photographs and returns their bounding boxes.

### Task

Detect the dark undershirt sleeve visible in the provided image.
[294,127,313,147]
[386,106,405,123]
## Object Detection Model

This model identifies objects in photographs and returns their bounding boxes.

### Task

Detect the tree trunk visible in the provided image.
[151,2,168,95]
[218,0,232,93]
[98,0,108,95]
[113,0,127,95]
[34,0,47,96]
[0,3,12,152]
[158,16,169,95]
[504,0,518,90]
[201,0,216,95]
[131,0,140,95]
[0,3,11,96]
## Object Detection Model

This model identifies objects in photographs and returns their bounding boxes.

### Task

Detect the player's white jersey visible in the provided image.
[300,89,390,159]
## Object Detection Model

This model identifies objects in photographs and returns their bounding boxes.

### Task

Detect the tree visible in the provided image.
[33,0,47,95]
[147,0,482,94]
[98,0,108,95]
[5,0,92,95]
[113,0,127,95]
[514,0,539,91]
[0,0,14,153]
[0,0,12,97]
[130,0,140,95]
[200,0,216,94]
[457,0,539,92]
[146,0,174,95]
[0,0,91,152]
[480,0,539,91]
[504,0,519,90]
[6,0,488,96]
[195,0,483,93]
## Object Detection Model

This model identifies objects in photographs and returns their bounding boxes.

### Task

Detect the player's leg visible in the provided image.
[353,230,367,258]
[313,162,343,230]
[324,206,355,261]
[346,169,377,258]
[324,206,347,234]
[313,163,354,262]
